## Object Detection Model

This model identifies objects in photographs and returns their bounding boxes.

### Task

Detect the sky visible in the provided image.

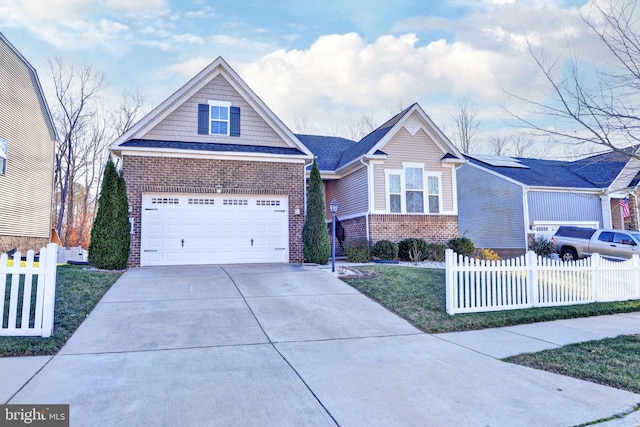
[0,0,613,157]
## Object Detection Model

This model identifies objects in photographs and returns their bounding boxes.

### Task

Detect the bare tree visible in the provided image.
[452,98,481,153]
[292,117,315,135]
[488,136,509,155]
[49,58,108,244]
[507,0,640,160]
[111,90,147,136]
[340,110,376,141]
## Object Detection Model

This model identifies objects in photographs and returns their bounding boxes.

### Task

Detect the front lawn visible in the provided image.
[0,265,123,357]
[504,335,640,394]
[342,265,640,333]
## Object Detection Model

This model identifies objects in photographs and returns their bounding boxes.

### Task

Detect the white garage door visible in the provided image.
[141,194,289,266]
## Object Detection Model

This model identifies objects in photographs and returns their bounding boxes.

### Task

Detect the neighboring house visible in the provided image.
[110,57,314,267]
[457,150,640,256]
[0,32,57,252]
[111,57,466,267]
[298,103,465,246]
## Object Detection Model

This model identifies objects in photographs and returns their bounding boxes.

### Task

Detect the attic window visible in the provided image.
[0,137,7,175]
[198,101,241,137]
[208,101,230,135]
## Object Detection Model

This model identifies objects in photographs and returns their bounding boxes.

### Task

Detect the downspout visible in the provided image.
[522,186,530,251]
[360,157,371,241]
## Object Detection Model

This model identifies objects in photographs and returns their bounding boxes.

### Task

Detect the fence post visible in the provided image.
[445,249,455,315]
[40,243,58,338]
[591,253,600,302]
[634,254,640,299]
[527,251,538,308]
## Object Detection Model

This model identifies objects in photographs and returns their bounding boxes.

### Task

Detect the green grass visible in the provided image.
[504,335,640,394]
[0,265,123,356]
[341,265,640,333]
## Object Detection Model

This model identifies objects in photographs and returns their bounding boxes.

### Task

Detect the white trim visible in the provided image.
[327,211,369,222]
[522,188,530,250]
[402,161,425,169]
[385,169,403,213]
[207,100,231,136]
[425,171,443,214]
[451,164,460,215]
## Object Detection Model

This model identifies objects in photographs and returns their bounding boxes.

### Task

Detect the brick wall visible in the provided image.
[123,155,306,266]
[333,214,459,245]
[369,214,458,244]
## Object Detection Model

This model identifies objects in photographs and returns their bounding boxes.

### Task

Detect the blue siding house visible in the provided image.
[458,150,640,256]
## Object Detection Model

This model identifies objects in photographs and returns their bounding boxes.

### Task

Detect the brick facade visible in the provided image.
[122,155,306,267]
[336,214,459,245]
[369,214,458,244]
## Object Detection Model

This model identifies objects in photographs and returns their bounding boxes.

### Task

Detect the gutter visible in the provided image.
[360,157,371,241]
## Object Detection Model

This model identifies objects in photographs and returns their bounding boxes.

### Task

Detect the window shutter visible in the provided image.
[230,107,241,137]
[197,104,209,135]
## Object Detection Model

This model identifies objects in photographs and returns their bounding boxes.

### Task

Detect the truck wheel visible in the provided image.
[561,249,578,262]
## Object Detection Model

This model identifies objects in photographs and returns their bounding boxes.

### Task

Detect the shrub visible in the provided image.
[426,243,446,262]
[530,235,555,257]
[343,238,371,263]
[398,238,429,261]
[448,237,475,256]
[303,158,331,264]
[371,240,399,260]
[476,248,501,261]
[89,157,130,270]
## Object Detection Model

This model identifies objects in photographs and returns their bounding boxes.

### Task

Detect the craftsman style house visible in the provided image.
[111,57,465,266]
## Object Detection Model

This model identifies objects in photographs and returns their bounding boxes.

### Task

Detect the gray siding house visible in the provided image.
[457,152,636,256]
[0,32,57,252]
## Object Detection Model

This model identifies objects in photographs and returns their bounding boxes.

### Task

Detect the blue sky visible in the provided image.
[0,0,603,156]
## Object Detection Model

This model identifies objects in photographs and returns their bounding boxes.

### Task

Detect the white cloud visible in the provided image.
[105,0,167,12]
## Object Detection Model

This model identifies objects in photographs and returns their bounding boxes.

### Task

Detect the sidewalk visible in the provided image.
[2,264,640,426]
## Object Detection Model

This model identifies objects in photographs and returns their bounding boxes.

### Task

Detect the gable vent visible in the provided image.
[404,115,421,136]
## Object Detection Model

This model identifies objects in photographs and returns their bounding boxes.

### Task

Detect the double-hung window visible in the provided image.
[197,101,241,137]
[208,101,230,136]
[0,137,7,175]
[386,164,442,214]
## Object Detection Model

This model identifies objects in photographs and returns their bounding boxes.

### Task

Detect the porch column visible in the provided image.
[601,194,612,229]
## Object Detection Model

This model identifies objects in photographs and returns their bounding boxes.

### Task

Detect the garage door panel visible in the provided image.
[141,194,289,266]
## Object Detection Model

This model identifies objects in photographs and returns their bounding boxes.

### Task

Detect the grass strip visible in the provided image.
[503,335,640,394]
[0,265,123,357]
[342,265,640,333]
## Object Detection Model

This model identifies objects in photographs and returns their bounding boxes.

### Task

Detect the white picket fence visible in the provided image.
[1,243,58,337]
[445,249,640,315]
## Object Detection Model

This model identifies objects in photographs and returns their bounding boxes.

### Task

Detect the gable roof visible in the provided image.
[466,149,636,189]
[0,32,58,142]
[299,102,464,173]
[111,57,312,159]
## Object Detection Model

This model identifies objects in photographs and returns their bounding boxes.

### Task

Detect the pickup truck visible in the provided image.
[552,226,640,261]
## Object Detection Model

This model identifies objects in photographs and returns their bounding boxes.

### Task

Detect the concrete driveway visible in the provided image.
[5,264,640,426]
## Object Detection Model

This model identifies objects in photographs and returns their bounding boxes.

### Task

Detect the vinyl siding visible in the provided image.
[143,75,289,148]
[325,167,368,218]
[527,191,603,225]
[458,165,525,249]
[0,38,55,239]
[372,125,454,213]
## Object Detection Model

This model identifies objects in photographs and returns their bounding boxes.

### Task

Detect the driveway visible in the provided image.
[6,264,640,426]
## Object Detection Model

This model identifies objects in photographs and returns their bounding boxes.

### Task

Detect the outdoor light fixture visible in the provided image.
[215,184,223,194]
[330,199,338,273]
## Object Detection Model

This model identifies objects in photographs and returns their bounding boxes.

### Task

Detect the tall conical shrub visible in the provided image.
[89,157,130,269]
[303,158,331,264]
